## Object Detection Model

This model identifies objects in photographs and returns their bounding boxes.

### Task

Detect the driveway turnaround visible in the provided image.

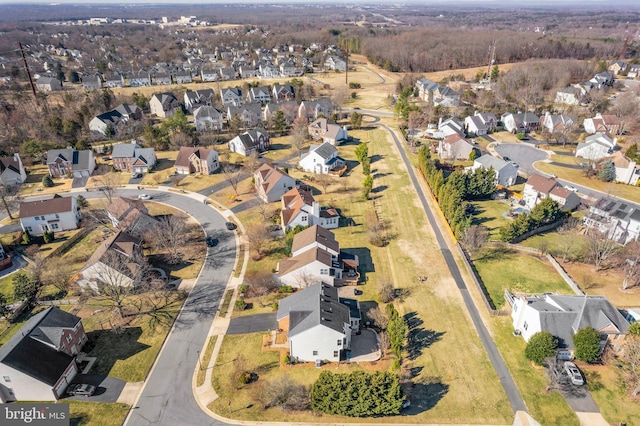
[494,144,548,175]
[227,313,277,335]
[349,328,380,362]
[65,374,126,403]
[381,123,527,413]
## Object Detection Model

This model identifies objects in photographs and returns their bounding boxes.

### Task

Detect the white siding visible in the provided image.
[0,364,56,401]
[290,325,345,362]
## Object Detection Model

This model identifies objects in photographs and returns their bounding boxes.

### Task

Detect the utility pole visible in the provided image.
[345,45,349,85]
[19,42,37,100]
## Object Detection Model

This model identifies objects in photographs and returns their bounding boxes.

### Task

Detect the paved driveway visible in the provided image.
[227,313,277,334]
[72,176,89,188]
[349,329,380,362]
[64,374,126,403]
[494,144,548,175]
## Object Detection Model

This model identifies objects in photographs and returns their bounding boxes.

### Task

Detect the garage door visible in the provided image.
[81,170,89,177]
[73,171,82,178]
[53,364,77,398]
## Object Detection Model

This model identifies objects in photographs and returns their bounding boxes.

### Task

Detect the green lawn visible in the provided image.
[470,199,512,240]
[472,246,573,309]
[197,335,217,387]
[584,364,640,425]
[0,274,13,301]
[68,401,129,426]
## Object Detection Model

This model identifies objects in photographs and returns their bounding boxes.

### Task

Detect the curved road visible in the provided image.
[81,189,233,426]
[379,123,527,413]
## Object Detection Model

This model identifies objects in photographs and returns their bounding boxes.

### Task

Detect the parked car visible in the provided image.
[564,361,584,386]
[565,185,578,192]
[138,194,152,200]
[503,156,511,162]
[67,383,96,397]
[225,221,237,230]
[132,173,142,179]
[205,236,218,247]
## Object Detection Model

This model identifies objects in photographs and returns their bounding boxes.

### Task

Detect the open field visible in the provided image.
[212,127,512,424]
[470,199,512,240]
[472,247,573,309]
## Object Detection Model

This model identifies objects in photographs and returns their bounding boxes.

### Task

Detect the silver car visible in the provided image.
[564,361,584,386]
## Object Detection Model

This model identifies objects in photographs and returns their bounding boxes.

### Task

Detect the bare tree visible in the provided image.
[94,173,121,204]
[462,225,489,253]
[379,282,395,303]
[378,331,390,357]
[148,215,188,264]
[246,223,271,259]
[221,161,242,196]
[0,184,19,219]
[259,376,309,411]
[242,151,261,176]
[586,229,619,271]
[291,115,308,158]
[315,173,335,194]
[40,259,74,295]
[168,131,193,150]
[621,335,640,397]
[368,306,389,329]
[255,198,273,222]
[620,241,640,290]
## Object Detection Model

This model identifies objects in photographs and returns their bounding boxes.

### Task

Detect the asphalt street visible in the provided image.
[381,123,527,413]
[494,144,548,176]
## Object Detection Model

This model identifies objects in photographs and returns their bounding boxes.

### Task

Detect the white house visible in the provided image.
[277,282,359,362]
[280,187,340,231]
[575,133,616,161]
[226,104,263,128]
[228,129,270,157]
[608,152,640,186]
[193,106,223,132]
[247,86,271,105]
[522,173,580,211]
[221,87,243,106]
[174,146,219,175]
[583,197,640,245]
[298,98,333,121]
[554,87,583,106]
[299,142,346,175]
[254,163,295,203]
[184,88,215,112]
[541,112,577,134]
[583,113,621,136]
[35,77,62,92]
[436,117,465,138]
[19,195,80,235]
[307,118,347,145]
[467,155,518,187]
[150,92,180,118]
[510,293,629,356]
[501,112,540,134]
[438,134,475,160]
[0,308,87,401]
[0,154,27,186]
[324,56,346,71]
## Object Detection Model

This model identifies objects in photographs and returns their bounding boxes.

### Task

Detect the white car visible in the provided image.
[138,194,152,200]
[565,185,578,192]
[564,361,584,386]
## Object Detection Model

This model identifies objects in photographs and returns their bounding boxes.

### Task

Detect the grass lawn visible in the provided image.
[470,199,512,240]
[488,317,578,425]
[583,364,640,425]
[535,161,640,204]
[197,336,217,387]
[0,306,49,345]
[0,274,13,301]
[68,401,129,426]
[472,247,573,309]
[18,164,73,197]
[59,226,110,272]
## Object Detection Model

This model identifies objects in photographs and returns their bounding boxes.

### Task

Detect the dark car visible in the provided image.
[205,236,218,247]
[225,222,237,230]
[503,156,511,162]
[67,384,96,397]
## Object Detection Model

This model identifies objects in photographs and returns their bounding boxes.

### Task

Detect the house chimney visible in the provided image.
[14,153,19,162]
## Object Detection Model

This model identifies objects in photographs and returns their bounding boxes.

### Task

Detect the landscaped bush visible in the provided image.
[234,300,248,310]
[43,231,54,244]
[42,175,54,187]
[279,285,294,293]
[524,331,558,365]
[239,284,249,293]
[573,327,602,363]
[499,198,565,242]
[311,370,405,416]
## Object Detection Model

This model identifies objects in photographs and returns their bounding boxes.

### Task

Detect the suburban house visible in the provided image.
[0,243,11,272]
[608,61,627,75]
[308,118,347,145]
[583,197,640,245]
[509,293,629,358]
[555,87,584,106]
[35,77,62,92]
[193,106,224,132]
[254,163,295,203]
[200,68,219,82]
[299,142,346,175]
[239,66,259,79]
[540,112,577,134]
[590,71,615,89]
[89,103,143,137]
[20,195,80,235]
[111,141,156,173]
[298,98,333,121]
[575,133,616,161]
[174,70,192,84]
[501,112,540,134]
[150,92,181,118]
[464,112,497,136]
[272,84,295,102]
[0,307,87,401]
[438,134,476,161]
[104,73,124,88]
[129,70,151,87]
[435,117,465,138]
[154,73,172,86]
[82,75,102,90]
[221,87,243,106]
[219,67,236,81]
[106,197,158,237]
[277,225,358,288]
[247,86,271,105]
[279,60,301,77]
[183,88,215,112]
[0,154,27,186]
[280,187,340,231]
[276,282,360,362]
[416,77,440,101]
[259,63,280,79]
[583,113,621,135]
[433,86,461,107]
[228,129,270,157]
[467,155,518,187]
[226,104,263,128]
[628,64,640,79]
[47,148,95,178]
[522,173,580,211]
[78,230,144,292]
[606,151,640,186]
[324,56,347,71]
[174,146,219,175]
[263,101,299,125]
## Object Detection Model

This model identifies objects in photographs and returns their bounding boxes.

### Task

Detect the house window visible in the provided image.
[35,216,39,221]
[320,269,329,275]
[51,223,59,230]
[3,376,10,382]
[301,216,307,222]
[333,351,339,358]
[66,334,73,343]
[55,214,59,219]
[337,339,342,346]
[41,216,45,220]
[313,350,318,356]
[523,321,528,331]
[26,227,33,233]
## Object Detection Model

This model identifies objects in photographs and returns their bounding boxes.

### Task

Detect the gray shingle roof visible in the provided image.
[310,142,337,160]
[474,154,509,172]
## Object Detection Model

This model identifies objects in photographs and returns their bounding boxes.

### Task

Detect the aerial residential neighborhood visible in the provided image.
[2,3,640,426]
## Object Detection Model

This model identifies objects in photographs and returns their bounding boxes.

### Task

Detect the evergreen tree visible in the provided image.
[597,159,616,182]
